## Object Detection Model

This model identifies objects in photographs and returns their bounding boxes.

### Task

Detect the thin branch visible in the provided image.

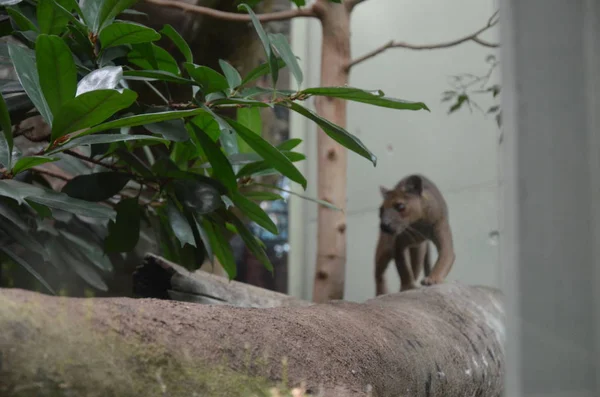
[64,149,122,171]
[487,10,499,26]
[472,37,499,48]
[346,15,500,70]
[143,0,317,22]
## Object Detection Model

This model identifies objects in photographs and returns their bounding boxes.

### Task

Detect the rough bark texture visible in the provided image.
[133,253,311,308]
[0,283,505,397]
[311,0,352,303]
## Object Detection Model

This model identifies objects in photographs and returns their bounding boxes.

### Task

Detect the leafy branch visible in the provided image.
[442,54,501,128]
[0,0,430,293]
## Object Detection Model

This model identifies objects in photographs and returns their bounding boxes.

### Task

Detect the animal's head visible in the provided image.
[378,175,425,235]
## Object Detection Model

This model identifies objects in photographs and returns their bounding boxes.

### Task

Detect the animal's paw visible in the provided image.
[400,283,417,292]
[421,276,443,286]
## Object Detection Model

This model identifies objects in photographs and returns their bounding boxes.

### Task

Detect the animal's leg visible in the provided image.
[375,233,393,295]
[395,244,416,291]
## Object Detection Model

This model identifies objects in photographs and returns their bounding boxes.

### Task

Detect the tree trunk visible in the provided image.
[0,283,505,397]
[311,1,351,303]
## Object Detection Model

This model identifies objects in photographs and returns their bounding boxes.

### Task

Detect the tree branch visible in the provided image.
[64,149,122,171]
[472,37,500,48]
[346,15,500,71]
[143,0,317,22]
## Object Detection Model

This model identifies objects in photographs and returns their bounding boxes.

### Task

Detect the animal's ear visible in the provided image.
[404,175,424,195]
[380,186,390,198]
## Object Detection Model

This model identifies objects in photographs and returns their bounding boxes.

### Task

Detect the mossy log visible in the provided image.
[0,267,505,397]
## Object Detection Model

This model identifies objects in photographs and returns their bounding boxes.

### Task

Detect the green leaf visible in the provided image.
[99,0,139,31]
[80,0,137,33]
[0,93,13,168]
[193,214,213,264]
[51,89,138,141]
[50,237,108,290]
[0,247,55,294]
[187,122,237,191]
[128,43,179,75]
[8,43,52,125]
[269,32,303,88]
[99,21,160,49]
[37,0,71,35]
[36,34,77,118]
[28,189,116,219]
[277,138,302,151]
[104,197,141,252]
[0,179,115,218]
[160,24,192,63]
[59,230,113,273]
[6,7,37,32]
[257,182,341,211]
[201,217,236,278]
[0,202,27,230]
[299,87,430,111]
[173,179,223,214]
[240,57,286,86]
[80,108,205,138]
[78,0,102,32]
[184,63,229,95]
[230,191,277,234]
[144,116,189,142]
[0,180,43,204]
[0,218,47,259]
[76,66,124,96]
[11,155,59,174]
[236,107,261,153]
[237,3,278,87]
[122,70,194,85]
[227,117,306,189]
[219,59,242,90]
[169,140,196,168]
[189,112,220,142]
[202,106,239,155]
[115,148,152,177]
[236,150,304,178]
[166,199,195,248]
[242,190,283,201]
[286,101,377,166]
[228,212,273,273]
[46,134,167,155]
[26,199,52,218]
[291,0,306,6]
[61,172,131,202]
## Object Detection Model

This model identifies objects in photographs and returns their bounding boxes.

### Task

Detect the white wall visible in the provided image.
[289,0,501,302]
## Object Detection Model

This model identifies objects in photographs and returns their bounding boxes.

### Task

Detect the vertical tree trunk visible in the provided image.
[311,1,351,303]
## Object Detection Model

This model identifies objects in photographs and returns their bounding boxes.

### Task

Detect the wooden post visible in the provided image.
[311,0,351,303]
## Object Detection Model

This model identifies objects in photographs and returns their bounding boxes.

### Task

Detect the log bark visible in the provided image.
[133,253,311,308]
[311,0,352,303]
[0,282,505,397]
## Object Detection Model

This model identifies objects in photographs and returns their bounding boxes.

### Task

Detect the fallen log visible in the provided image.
[132,253,311,308]
[0,270,505,397]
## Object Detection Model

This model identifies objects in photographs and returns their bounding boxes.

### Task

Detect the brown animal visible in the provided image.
[375,174,455,295]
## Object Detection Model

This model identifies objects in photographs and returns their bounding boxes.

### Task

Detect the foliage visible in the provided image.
[442,54,501,128]
[0,0,429,294]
